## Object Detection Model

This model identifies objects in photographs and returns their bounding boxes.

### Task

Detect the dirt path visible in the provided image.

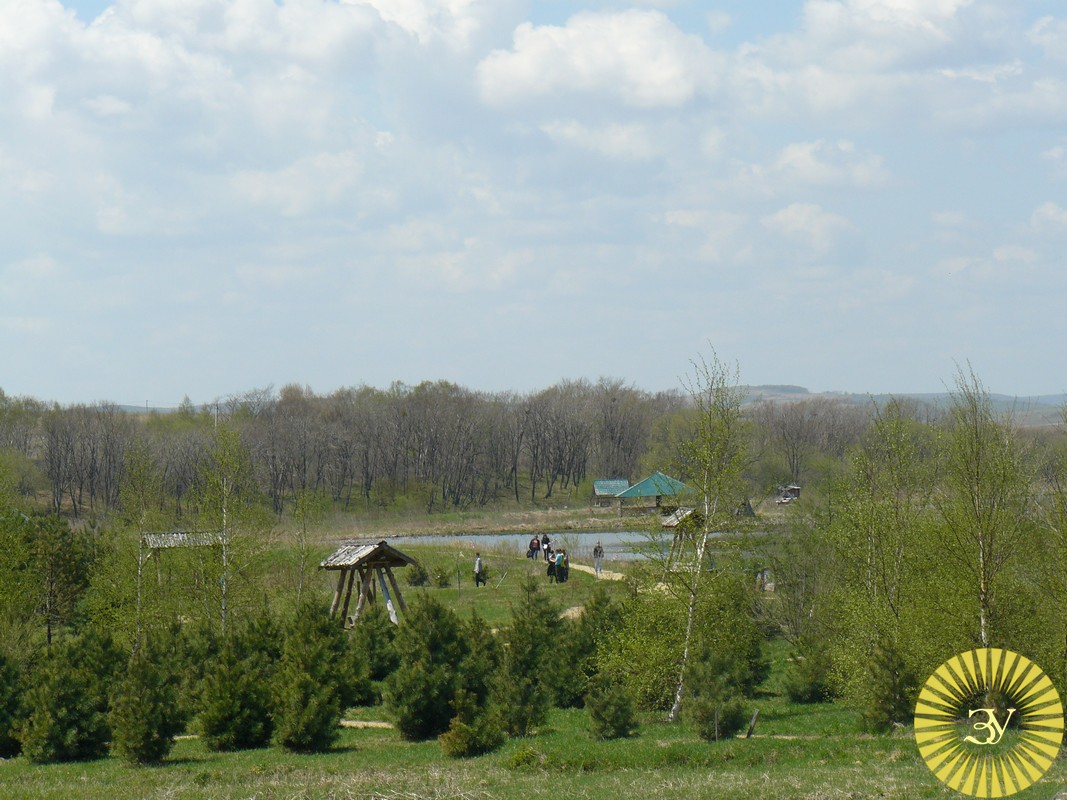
[568,562,626,581]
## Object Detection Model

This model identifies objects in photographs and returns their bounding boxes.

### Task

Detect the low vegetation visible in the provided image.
[2,359,1067,798]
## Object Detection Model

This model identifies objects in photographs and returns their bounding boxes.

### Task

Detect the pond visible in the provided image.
[381,530,649,560]
[363,529,699,562]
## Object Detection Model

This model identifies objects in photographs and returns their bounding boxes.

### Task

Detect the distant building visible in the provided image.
[593,478,630,508]
[615,471,692,510]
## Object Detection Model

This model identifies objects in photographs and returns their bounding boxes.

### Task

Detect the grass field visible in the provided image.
[5,697,1065,799]
[4,536,1066,800]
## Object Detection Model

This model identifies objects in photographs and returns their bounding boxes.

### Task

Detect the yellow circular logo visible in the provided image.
[915,648,1063,797]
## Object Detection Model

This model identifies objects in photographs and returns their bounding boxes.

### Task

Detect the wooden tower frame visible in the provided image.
[320,540,418,627]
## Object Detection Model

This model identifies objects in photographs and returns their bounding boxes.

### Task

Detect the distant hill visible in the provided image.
[744,386,1066,427]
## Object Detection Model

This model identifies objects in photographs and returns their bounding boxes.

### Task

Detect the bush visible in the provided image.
[458,612,501,706]
[272,605,348,753]
[384,596,468,741]
[550,618,592,709]
[439,690,505,758]
[861,636,917,734]
[431,565,452,588]
[19,629,124,763]
[351,603,399,683]
[684,647,749,742]
[197,631,274,751]
[494,577,557,737]
[585,673,638,740]
[341,638,377,708]
[783,635,834,704]
[109,631,184,765]
[0,650,24,758]
[175,621,220,725]
[406,561,429,587]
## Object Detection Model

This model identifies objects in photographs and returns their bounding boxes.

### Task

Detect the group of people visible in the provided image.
[526,533,553,561]
[526,534,569,582]
[473,535,607,587]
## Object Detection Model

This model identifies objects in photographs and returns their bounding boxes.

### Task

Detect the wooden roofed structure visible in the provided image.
[320,540,418,627]
[142,530,220,551]
[593,478,630,508]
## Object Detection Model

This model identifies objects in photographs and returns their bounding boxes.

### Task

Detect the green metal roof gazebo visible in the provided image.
[615,471,692,499]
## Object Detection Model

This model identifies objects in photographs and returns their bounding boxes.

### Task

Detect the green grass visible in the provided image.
[5,704,1066,799]
[394,542,629,627]
[6,538,1067,799]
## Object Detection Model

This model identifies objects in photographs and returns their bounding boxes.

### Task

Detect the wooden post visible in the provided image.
[339,567,357,621]
[745,709,760,738]
[353,568,371,621]
[384,567,407,614]
[377,567,398,625]
[329,568,348,617]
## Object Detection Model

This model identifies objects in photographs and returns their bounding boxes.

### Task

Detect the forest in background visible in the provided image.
[0,377,922,522]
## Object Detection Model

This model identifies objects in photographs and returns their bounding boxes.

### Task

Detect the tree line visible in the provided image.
[0,378,882,522]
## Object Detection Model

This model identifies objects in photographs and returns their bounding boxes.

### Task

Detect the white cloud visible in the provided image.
[834,267,915,310]
[0,316,52,335]
[761,202,851,254]
[83,94,133,116]
[5,254,62,281]
[1030,16,1067,63]
[230,151,364,216]
[1032,201,1067,229]
[932,210,968,227]
[707,12,731,35]
[663,209,751,263]
[540,120,658,160]
[1042,143,1067,179]
[939,61,1023,85]
[744,139,889,190]
[392,235,520,291]
[992,245,1037,264]
[236,264,316,287]
[477,10,721,108]
[934,244,1039,281]
[345,0,500,50]
[724,0,1063,132]
[801,0,974,64]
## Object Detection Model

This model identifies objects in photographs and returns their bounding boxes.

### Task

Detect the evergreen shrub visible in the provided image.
[684,647,748,742]
[384,596,468,741]
[109,631,184,765]
[272,605,348,753]
[19,629,124,763]
[197,625,276,751]
[438,689,505,758]
[585,672,638,740]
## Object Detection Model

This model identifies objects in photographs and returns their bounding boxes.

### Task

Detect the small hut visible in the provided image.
[320,540,418,627]
[593,478,630,508]
[615,471,692,511]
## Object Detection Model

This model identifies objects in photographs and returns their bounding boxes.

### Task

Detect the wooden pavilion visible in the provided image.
[320,540,418,627]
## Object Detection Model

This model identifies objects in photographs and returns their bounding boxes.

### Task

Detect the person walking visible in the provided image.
[554,549,565,584]
[542,534,552,561]
[593,541,604,579]
[474,552,486,587]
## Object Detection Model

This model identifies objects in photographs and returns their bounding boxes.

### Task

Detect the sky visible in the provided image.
[2,0,1067,407]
